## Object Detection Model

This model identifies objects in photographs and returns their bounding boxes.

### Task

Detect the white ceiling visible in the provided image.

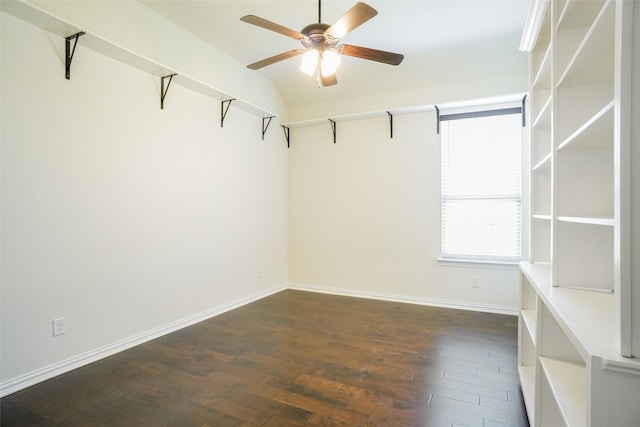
[141,0,530,109]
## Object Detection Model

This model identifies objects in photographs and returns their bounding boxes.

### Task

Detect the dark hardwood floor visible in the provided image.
[1,290,529,426]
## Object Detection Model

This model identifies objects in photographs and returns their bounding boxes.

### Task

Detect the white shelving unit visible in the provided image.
[519,0,640,425]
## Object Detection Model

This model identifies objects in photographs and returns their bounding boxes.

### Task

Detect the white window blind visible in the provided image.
[440,108,522,261]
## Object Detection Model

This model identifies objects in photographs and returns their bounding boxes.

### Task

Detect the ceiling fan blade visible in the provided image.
[321,73,338,87]
[325,2,377,40]
[338,44,404,66]
[240,15,305,40]
[247,49,306,70]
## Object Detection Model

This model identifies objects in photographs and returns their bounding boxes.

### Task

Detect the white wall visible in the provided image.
[1,12,288,388]
[288,112,521,312]
[285,16,528,313]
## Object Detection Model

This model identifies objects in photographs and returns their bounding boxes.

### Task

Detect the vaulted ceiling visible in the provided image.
[141,0,530,110]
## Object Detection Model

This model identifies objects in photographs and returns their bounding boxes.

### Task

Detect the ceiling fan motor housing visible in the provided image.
[301,23,337,50]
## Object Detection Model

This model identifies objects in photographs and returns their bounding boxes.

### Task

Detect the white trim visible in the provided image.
[520,0,551,52]
[287,282,519,316]
[0,283,286,398]
[601,359,640,376]
[437,257,520,270]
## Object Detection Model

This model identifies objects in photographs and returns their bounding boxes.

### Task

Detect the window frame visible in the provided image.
[437,101,526,268]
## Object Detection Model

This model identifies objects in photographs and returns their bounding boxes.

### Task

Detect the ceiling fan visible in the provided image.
[240,1,404,87]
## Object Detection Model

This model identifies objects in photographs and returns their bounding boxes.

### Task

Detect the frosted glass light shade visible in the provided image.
[320,49,341,77]
[300,49,319,75]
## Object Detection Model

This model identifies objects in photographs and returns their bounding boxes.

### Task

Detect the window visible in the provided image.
[440,106,522,262]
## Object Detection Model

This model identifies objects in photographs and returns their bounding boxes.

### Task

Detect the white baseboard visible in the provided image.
[0,283,286,398]
[287,282,519,316]
[2,281,517,397]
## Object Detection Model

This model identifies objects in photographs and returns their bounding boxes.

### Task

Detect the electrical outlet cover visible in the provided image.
[53,317,66,336]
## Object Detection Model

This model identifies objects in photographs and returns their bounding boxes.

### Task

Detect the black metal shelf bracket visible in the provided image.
[281,125,290,148]
[221,99,235,127]
[387,111,394,139]
[262,116,275,140]
[435,105,441,134]
[522,94,528,127]
[160,74,177,110]
[329,119,336,144]
[65,32,85,80]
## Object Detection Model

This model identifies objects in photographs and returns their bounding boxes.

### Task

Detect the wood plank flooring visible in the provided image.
[1,290,529,426]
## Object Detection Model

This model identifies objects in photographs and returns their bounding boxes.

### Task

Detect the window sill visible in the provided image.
[437,257,520,270]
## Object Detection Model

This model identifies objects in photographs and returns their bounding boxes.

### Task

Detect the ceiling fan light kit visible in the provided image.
[241,1,404,87]
[300,49,319,75]
[320,49,341,77]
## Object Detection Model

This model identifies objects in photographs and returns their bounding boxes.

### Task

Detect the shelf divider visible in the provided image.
[539,357,586,427]
[556,216,614,226]
[556,100,614,150]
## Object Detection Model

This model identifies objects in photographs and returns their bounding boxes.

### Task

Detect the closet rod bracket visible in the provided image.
[281,125,290,148]
[221,99,235,127]
[329,119,336,144]
[65,31,85,80]
[262,116,275,140]
[160,74,177,109]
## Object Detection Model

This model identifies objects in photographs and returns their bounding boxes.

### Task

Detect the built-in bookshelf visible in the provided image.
[519,0,640,425]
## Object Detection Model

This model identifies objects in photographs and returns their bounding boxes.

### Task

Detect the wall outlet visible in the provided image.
[472,276,480,288]
[52,317,66,337]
